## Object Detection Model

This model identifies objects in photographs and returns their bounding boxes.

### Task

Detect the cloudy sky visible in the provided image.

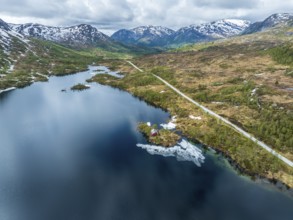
[0,0,292,34]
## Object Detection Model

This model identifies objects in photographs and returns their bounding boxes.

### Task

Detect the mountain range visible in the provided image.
[112,19,251,46]
[1,13,292,52]
[111,13,292,47]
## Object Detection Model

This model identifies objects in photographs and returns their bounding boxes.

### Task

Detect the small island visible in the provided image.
[70,83,91,91]
[138,123,180,147]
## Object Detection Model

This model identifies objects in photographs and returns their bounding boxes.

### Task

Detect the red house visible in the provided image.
[151,129,158,137]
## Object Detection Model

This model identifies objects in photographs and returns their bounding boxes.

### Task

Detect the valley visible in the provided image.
[1,13,293,189]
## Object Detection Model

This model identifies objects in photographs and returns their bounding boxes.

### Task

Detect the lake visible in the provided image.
[0,66,292,220]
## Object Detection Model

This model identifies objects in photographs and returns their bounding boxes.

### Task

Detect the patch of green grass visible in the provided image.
[267,45,293,66]
[138,123,180,147]
[284,68,293,77]
[172,42,215,52]
[212,82,224,86]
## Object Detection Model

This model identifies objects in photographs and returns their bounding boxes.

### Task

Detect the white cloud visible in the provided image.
[0,0,292,33]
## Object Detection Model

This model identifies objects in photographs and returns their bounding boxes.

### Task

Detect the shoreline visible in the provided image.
[1,63,292,192]
[183,133,293,195]
[1,66,291,195]
[0,65,98,94]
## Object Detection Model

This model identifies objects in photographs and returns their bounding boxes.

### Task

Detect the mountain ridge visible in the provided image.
[169,19,250,46]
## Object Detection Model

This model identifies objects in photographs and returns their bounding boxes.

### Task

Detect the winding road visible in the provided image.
[127,61,293,168]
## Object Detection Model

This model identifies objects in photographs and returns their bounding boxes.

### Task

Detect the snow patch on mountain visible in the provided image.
[0,19,31,72]
[0,22,29,51]
[185,19,251,38]
[111,25,175,46]
[131,25,175,38]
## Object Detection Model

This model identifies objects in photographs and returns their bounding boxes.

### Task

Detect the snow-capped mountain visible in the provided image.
[1,13,293,51]
[112,20,250,46]
[192,19,251,38]
[131,25,175,38]
[11,23,112,48]
[170,19,250,45]
[243,13,293,34]
[111,25,175,46]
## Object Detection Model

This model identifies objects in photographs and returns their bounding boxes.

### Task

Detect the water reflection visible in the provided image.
[0,67,292,220]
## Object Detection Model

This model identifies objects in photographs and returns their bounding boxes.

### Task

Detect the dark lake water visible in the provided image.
[0,67,292,220]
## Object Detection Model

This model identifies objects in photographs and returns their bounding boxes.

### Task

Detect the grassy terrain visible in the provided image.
[0,38,97,90]
[88,28,293,187]
[0,36,160,90]
[132,44,293,158]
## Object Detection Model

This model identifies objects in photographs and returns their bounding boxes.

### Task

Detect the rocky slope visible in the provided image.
[0,19,31,74]
[243,13,293,34]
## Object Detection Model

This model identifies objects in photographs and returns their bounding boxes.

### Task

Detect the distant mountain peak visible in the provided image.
[169,18,251,46]
[220,19,251,26]
[243,13,293,34]
[263,13,293,25]
[131,25,175,36]
[186,19,251,38]
[269,13,293,19]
